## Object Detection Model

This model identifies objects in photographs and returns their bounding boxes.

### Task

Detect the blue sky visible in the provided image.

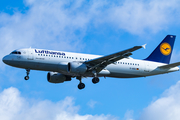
[1,0,180,119]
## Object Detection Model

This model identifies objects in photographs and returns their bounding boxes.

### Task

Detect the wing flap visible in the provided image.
[158,62,180,69]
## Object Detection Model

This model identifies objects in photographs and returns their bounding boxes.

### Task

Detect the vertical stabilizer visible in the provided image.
[144,35,176,64]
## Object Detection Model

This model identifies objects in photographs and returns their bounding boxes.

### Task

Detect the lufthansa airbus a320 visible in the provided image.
[3,35,180,89]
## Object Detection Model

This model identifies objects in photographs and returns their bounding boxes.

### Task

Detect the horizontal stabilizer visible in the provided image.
[158,62,180,69]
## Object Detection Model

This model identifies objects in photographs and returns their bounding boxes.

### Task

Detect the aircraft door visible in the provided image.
[28,49,34,60]
[145,62,150,72]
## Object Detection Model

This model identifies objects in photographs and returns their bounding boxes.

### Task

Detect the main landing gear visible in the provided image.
[24,69,30,80]
[77,76,85,90]
[92,72,100,84]
[76,76,100,90]
[92,77,100,84]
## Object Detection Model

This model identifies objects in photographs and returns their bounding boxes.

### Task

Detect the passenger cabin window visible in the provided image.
[11,51,21,55]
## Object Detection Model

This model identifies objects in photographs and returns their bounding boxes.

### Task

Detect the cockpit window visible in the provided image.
[10,51,21,55]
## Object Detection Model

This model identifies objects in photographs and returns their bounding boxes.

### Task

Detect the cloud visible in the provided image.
[123,110,134,120]
[0,0,89,68]
[87,99,98,109]
[138,81,180,120]
[1,0,180,66]
[105,0,180,34]
[0,87,117,120]
[0,0,179,48]
[0,0,89,53]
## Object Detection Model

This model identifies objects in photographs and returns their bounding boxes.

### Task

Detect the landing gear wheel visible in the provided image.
[92,77,100,84]
[24,69,30,80]
[78,83,85,90]
[24,76,29,80]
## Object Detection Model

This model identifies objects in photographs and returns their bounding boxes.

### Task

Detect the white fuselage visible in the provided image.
[3,48,179,78]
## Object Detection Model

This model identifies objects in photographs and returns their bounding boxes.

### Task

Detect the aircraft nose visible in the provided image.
[2,55,9,64]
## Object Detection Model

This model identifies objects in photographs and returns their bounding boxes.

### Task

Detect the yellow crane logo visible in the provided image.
[160,42,171,56]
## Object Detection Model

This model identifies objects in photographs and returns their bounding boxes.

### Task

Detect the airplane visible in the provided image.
[2,35,180,89]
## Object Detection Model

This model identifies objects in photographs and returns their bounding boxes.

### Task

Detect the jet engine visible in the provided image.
[67,62,87,74]
[47,72,71,83]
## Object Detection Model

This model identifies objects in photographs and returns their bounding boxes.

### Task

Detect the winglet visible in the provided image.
[142,44,147,49]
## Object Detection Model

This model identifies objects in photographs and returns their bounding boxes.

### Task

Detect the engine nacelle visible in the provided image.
[47,72,71,83]
[67,62,87,74]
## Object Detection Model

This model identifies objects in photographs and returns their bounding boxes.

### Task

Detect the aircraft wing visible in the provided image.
[158,62,180,69]
[85,44,146,73]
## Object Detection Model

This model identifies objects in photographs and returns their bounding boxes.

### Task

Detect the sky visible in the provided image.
[1,0,180,119]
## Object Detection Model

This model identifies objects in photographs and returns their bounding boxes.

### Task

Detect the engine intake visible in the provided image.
[47,72,71,83]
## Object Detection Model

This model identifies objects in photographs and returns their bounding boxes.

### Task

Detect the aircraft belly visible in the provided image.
[105,65,144,78]
[8,60,59,72]
[107,72,143,78]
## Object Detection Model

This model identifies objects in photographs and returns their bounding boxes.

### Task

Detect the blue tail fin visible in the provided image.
[144,35,176,64]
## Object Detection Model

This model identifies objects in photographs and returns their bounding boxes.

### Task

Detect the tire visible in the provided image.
[78,83,85,89]
[24,76,29,80]
[92,77,100,84]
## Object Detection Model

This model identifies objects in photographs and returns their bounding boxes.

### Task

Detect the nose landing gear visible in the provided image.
[24,69,30,80]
